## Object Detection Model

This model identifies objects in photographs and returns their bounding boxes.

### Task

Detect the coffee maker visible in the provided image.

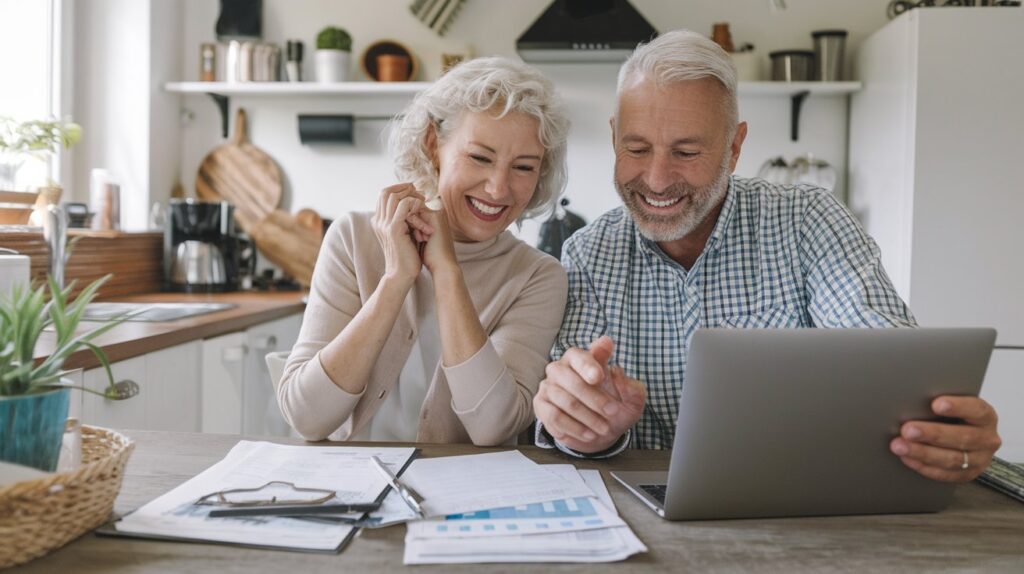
[164,200,252,292]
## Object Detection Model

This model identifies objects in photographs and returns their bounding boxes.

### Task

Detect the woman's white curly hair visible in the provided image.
[388,56,570,220]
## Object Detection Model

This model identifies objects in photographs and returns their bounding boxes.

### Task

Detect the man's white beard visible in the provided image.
[615,155,732,243]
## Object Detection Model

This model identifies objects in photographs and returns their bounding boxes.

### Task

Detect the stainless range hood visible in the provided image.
[516,0,658,63]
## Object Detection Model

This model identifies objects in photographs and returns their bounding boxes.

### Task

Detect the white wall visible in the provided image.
[167,0,890,243]
[71,0,150,229]
[70,0,182,231]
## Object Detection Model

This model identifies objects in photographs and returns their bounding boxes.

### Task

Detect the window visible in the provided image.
[0,0,61,191]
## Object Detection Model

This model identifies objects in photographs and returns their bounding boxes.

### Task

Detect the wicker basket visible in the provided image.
[0,425,134,569]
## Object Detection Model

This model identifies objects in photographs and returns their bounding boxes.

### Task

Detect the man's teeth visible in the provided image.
[470,197,505,215]
[641,195,682,208]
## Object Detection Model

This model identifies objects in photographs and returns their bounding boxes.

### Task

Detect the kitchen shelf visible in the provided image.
[737,82,862,141]
[164,80,862,141]
[736,81,862,96]
[164,81,431,96]
[165,80,860,97]
[165,82,430,137]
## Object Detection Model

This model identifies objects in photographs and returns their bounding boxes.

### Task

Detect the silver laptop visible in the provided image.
[612,327,996,520]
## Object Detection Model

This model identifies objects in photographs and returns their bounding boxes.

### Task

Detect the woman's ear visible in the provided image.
[424,122,439,173]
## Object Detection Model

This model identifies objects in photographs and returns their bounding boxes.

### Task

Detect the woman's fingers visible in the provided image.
[406,212,435,235]
[392,197,423,229]
[380,184,423,223]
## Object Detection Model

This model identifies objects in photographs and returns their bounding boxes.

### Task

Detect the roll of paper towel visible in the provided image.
[0,254,31,299]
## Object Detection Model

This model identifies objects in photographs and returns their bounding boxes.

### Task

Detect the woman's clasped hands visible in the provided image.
[371,183,457,284]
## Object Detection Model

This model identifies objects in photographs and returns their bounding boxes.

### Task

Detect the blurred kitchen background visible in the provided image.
[2,0,1023,456]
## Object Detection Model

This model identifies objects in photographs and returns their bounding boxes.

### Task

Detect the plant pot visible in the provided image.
[0,152,24,191]
[315,49,350,82]
[0,386,71,472]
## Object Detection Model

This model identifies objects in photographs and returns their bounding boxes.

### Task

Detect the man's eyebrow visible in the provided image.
[620,135,649,144]
[619,135,707,146]
[670,136,706,146]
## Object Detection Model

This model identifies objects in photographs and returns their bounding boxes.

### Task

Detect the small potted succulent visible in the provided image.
[0,275,138,472]
[314,26,352,83]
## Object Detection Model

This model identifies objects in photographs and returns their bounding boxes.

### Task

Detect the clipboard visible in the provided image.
[95,448,420,553]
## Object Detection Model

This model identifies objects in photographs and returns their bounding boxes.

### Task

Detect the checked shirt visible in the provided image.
[548,176,916,451]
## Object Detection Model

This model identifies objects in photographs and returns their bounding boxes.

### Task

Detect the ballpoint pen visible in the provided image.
[208,501,381,518]
[369,455,426,519]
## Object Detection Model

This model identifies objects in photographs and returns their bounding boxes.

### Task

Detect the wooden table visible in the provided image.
[18,431,1024,573]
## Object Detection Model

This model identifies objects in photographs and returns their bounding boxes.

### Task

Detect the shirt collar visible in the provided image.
[704,175,738,253]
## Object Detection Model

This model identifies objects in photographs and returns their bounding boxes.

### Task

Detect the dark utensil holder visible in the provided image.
[298,115,355,145]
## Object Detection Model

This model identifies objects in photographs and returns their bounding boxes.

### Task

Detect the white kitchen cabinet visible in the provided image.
[849,9,1024,458]
[143,341,202,431]
[81,355,148,430]
[81,341,202,432]
[201,313,302,436]
[200,331,246,434]
[242,314,301,436]
[81,339,201,429]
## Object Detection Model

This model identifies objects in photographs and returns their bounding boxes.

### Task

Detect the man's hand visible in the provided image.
[534,336,646,453]
[890,395,1001,483]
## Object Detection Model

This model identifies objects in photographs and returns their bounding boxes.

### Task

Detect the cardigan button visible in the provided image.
[377,389,386,399]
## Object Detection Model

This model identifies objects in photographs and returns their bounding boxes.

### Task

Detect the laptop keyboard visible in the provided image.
[639,484,668,504]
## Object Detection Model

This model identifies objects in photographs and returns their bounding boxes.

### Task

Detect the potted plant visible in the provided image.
[0,116,81,192]
[0,275,138,472]
[314,26,352,83]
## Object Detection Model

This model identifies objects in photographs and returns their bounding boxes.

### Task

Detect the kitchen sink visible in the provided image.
[81,302,237,322]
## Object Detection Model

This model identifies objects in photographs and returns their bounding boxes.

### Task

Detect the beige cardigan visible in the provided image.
[278,212,568,445]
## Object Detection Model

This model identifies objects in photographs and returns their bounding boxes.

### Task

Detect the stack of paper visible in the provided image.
[978,456,1024,503]
[401,451,647,564]
[111,441,416,552]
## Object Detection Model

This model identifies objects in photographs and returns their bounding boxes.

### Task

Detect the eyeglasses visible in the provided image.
[195,480,337,508]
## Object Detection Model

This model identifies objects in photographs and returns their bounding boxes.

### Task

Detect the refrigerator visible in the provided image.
[849,8,1024,461]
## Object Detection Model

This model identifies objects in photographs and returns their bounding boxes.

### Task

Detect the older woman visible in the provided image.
[278,57,570,446]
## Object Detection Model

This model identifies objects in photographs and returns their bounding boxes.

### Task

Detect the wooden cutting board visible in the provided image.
[250,209,324,287]
[195,108,282,231]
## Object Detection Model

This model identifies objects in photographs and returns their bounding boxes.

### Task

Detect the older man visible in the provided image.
[533,29,1001,483]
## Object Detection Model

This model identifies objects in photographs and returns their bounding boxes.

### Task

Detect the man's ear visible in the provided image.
[728,121,748,173]
[609,115,617,149]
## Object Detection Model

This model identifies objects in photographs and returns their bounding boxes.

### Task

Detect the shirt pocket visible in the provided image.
[718,306,803,329]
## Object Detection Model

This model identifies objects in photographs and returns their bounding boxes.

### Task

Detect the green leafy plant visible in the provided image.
[316,26,352,51]
[0,275,136,399]
[0,116,82,157]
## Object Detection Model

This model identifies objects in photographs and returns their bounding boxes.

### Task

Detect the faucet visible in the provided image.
[42,202,67,289]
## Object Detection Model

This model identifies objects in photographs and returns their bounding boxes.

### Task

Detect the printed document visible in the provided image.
[400,450,593,517]
[404,466,647,564]
[114,441,415,551]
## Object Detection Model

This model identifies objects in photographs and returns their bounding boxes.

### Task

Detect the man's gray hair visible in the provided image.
[617,29,739,133]
[389,57,570,219]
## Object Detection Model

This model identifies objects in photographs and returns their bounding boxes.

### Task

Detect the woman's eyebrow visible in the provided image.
[469,141,541,161]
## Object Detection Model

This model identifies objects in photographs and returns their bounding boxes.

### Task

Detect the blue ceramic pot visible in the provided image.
[0,386,71,472]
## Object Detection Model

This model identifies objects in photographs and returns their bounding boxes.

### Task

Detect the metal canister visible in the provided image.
[770,50,815,82]
[812,30,847,81]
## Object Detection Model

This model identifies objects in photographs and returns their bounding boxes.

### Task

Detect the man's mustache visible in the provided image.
[621,177,693,199]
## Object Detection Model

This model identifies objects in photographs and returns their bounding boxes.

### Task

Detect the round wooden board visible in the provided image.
[195,108,283,232]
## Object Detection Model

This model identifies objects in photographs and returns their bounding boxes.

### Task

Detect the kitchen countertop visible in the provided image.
[34,291,306,371]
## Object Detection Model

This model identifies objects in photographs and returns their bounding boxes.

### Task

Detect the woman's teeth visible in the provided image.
[642,195,682,208]
[470,197,505,215]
